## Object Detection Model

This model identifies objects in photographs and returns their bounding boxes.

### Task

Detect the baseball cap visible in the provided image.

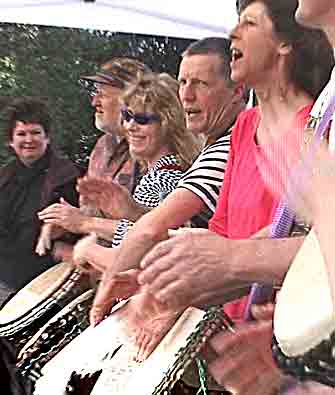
[79,57,151,94]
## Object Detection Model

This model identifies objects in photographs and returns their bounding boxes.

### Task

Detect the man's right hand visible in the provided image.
[137,228,243,311]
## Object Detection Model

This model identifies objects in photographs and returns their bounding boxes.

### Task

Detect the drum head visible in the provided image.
[33,302,231,395]
[274,229,335,357]
[0,262,73,325]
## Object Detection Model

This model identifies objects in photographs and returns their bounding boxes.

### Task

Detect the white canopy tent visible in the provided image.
[0,0,238,39]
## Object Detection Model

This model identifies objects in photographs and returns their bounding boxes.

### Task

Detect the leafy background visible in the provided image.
[0,23,193,167]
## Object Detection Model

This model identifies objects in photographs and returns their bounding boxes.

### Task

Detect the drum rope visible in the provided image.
[152,306,234,395]
[17,293,93,382]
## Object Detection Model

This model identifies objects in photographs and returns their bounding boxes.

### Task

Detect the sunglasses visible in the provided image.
[121,108,160,125]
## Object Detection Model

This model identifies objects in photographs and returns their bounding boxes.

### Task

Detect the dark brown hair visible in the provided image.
[3,97,52,141]
[238,0,334,99]
[182,37,234,85]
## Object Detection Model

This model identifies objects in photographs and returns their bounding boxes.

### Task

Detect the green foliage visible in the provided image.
[0,23,193,166]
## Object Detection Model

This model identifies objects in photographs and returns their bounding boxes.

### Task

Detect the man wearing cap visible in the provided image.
[83,57,150,187]
[38,57,151,262]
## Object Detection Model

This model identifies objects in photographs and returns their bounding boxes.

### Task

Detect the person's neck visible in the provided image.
[207,101,246,145]
[145,147,173,169]
[255,81,312,144]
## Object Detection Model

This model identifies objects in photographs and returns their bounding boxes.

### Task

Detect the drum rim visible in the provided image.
[0,268,82,335]
[272,333,335,388]
[18,289,94,359]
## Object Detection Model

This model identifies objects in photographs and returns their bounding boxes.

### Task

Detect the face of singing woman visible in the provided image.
[230,2,286,87]
[10,121,49,166]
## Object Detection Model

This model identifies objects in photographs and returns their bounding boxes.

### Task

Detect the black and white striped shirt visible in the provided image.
[177,133,231,216]
[111,154,183,247]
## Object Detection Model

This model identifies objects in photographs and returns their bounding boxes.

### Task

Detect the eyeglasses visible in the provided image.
[121,108,160,125]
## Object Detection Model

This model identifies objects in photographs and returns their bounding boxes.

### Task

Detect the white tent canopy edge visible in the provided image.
[0,0,238,39]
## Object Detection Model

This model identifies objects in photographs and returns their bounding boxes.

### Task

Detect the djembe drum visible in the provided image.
[0,262,90,355]
[32,299,233,395]
[17,289,94,382]
[272,229,335,387]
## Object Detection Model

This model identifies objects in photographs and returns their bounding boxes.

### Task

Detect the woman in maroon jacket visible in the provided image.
[0,97,81,302]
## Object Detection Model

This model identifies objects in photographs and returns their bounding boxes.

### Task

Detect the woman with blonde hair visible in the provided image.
[71,71,201,260]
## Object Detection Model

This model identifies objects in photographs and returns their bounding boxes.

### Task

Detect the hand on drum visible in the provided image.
[124,291,180,362]
[206,307,283,395]
[35,223,67,256]
[90,268,141,326]
[77,176,137,220]
[138,228,242,311]
[38,198,87,234]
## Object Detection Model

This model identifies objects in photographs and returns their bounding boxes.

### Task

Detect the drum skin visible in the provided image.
[0,262,90,354]
[32,303,232,395]
[273,230,335,388]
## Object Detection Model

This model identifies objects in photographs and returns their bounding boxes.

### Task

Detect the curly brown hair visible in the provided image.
[3,97,52,142]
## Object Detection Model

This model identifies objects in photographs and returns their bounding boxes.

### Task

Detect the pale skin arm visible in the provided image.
[91,188,205,276]
[77,176,149,222]
[90,188,206,324]
[38,198,121,240]
[73,237,120,273]
[137,229,304,311]
[77,216,121,241]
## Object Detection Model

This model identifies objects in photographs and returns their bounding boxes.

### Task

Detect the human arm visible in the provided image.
[51,240,75,263]
[38,198,122,240]
[100,188,205,273]
[206,304,285,395]
[72,236,119,273]
[89,188,206,324]
[77,176,148,221]
[137,228,304,311]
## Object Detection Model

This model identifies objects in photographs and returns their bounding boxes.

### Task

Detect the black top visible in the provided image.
[0,149,81,291]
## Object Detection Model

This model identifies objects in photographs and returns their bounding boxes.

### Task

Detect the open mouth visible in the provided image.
[231,48,243,62]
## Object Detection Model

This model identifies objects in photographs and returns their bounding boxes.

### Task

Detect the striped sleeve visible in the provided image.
[177,134,231,214]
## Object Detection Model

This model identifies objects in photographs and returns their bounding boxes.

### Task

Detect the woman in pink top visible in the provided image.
[209,0,333,320]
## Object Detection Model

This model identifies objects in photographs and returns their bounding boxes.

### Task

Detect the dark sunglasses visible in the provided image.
[121,108,160,125]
